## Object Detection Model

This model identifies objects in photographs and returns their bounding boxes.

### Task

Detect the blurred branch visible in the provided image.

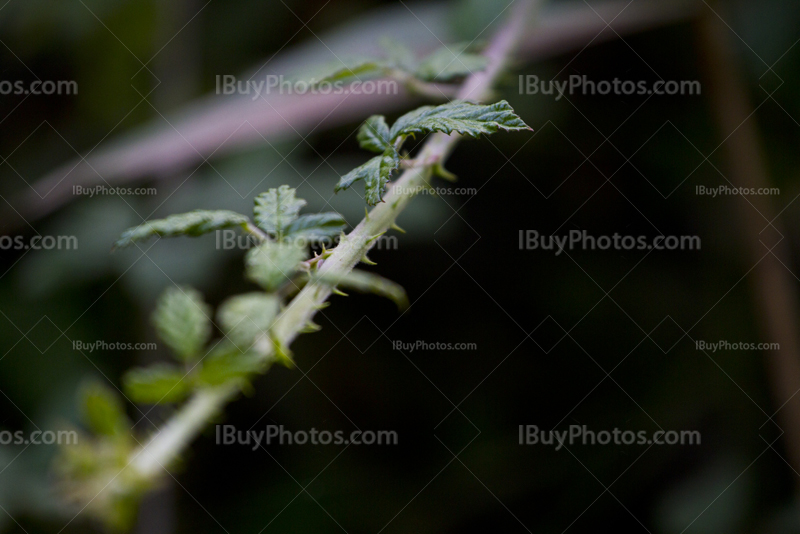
[697,10,800,477]
[12,0,697,227]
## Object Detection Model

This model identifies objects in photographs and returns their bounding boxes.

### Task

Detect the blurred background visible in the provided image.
[1,0,800,532]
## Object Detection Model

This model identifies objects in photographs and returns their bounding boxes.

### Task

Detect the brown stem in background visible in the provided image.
[6,0,697,229]
[697,11,800,477]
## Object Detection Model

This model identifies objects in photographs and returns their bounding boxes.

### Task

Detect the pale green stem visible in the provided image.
[127,0,539,485]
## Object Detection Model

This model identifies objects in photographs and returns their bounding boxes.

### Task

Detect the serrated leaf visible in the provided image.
[217,293,280,349]
[357,115,392,153]
[81,382,129,437]
[415,44,488,82]
[123,364,193,404]
[335,150,400,205]
[114,210,249,248]
[314,269,408,310]
[389,100,531,140]
[245,241,307,291]
[198,343,265,387]
[282,213,347,241]
[152,286,211,362]
[254,186,306,237]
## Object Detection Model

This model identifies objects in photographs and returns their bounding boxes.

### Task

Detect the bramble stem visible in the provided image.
[127,0,539,485]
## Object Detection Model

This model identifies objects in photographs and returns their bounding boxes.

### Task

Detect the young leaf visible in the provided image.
[415,45,488,82]
[282,213,347,240]
[152,286,211,362]
[270,334,295,368]
[357,115,393,153]
[81,382,130,437]
[313,269,409,310]
[198,344,265,387]
[217,293,280,349]
[114,210,250,249]
[389,100,531,140]
[335,150,400,205]
[311,58,388,85]
[123,364,193,404]
[245,241,307,291]
[254,186,306,237]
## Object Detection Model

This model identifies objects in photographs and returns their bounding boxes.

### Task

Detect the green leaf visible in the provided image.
[389,100,531,140]
[114,210,249,248]
[254,186,306,237]
[415,44,488,81]
[245,241,307,291]
[282,213,347,241]
[335,150,400,205]
[357,115,393,153]
[123,364,193,404]
[379,38,416,71]
[81,382,129,437]
[152,286,211,362]
[313,269,409,310]
[311,58,388,85]
[198,343,265,387]
[217,293,280,349]
[270,334,295,368]
[432,162,458,182]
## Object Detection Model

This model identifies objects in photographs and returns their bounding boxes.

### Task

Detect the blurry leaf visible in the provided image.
[152,286,212,362]
[217,293,280,349]
[390,100,531,139]
[358,115,393,153]
[254,185,306,237]
[314,269,408,310]
[245,241,307,291]
[81,382,129,438]
[415,44,488,81]
[335,151,400,205]
[198,343,265,386]
[114,210,250,248]
[655,456,750,534]
[123,364,193,405]
[311,58,389,84]
[283,213,347,240]
[380,37,417,71]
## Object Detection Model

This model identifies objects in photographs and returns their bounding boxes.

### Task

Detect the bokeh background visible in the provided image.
[2,0,800,532]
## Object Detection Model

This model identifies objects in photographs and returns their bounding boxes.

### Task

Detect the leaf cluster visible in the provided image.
[336,100,530,204]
